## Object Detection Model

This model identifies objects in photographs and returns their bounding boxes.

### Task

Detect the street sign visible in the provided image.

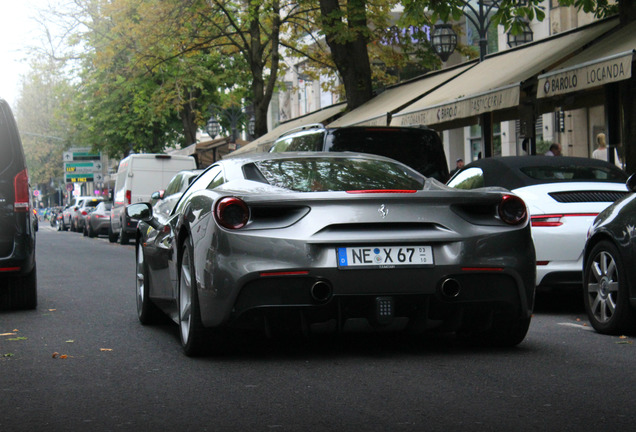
[64,161,103,174]
[65,173,95,183]
[63,151,101,162]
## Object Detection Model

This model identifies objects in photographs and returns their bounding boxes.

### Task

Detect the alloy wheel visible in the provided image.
[586,250,619,324]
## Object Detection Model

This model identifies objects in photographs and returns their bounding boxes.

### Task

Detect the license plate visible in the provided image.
[337,246,434,269]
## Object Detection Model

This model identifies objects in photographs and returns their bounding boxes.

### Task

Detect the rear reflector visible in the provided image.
[0,267,21,272]
[260,271,309,277]
[346,190,417,194]
[461,267,504,272]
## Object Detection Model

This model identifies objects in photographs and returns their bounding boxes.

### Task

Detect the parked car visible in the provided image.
[85,201,112,238]
[61,196,95,231]
[447,156,629,291]
[0,98,37,309]
[75,197,104,234]
[269,125,450,182]
[151,169,203,220]
[583,174,636,334]
[128,152,535,356]
[110,154,197,245]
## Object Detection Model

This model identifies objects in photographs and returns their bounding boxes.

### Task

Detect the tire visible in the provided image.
[87,223,96,238]
[108,224,118,243]
[583,240,636,334]
[70,220,76,232]
[0,265,37,310]
[83,224,88,237]
[178,237,208,356]
[119,226,129,245]
[136,242,163,324]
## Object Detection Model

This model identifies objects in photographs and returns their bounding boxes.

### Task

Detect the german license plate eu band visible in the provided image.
[337,246,434,269]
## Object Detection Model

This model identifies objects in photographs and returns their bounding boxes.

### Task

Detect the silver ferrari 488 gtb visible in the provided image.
[128,152,535,355]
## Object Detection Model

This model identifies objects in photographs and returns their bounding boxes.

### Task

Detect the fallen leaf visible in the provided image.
[616,341,632,345]
[48,309,56,312]
[0,333,17,336]
[576,318,581,322]
[52,352,59,358]
[619,335,628,339]
[65,340,74,343]
[100,348,113,352]
[3,353,14,357]
[7,337,27,341]
[60,354,68,359]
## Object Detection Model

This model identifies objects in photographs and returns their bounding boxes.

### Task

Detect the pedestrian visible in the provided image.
[449,158,464,176]
[544,143,561,156]
[592,133,608,160]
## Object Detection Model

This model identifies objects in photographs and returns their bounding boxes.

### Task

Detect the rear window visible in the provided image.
[327,128,448,182]
[84,199,103,208]
[520,164,626,182]
[247,157,424,192]
[270,131,325,152]
[0,104,16,173]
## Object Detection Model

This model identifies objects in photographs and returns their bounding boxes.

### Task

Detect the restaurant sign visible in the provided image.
[396,84,520,127]
[537,51,633,99]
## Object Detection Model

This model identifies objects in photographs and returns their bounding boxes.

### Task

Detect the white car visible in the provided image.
[447,156,629,290]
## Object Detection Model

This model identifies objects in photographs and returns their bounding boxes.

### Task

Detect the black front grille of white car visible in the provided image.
[549,191,628,203]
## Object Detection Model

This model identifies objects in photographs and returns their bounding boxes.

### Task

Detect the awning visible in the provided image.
[392,18,617,128]
[537,21,636,99]
[328,62,475,127]
[229,103,346,156]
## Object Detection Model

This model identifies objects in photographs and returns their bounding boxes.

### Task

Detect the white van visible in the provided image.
[110,154,196,244]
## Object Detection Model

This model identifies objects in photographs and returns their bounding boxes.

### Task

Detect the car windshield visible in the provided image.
[520,164,626,182]
[248,157,424,192]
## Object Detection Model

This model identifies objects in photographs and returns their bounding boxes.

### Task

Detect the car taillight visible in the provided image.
[125,190,131,205]
[531,215,563,227]
[81,211,88,216]
[498,194,527,225]
[13,168,30,212]
[214,197,249,229]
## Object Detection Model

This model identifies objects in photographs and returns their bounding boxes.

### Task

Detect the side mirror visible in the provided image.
[627,174,636,193]
[151,190,165,200]
[126,203,153,221]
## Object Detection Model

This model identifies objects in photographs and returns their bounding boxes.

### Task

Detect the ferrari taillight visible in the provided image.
[14,168,30,212]
[214,197,249,229]
[498,194,527,225]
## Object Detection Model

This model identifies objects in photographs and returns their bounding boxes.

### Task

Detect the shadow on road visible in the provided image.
[534,288,584,315]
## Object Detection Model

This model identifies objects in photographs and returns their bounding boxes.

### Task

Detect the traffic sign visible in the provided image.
[64,161,103,174]
[63,151,101,162]
[65,173,95,183]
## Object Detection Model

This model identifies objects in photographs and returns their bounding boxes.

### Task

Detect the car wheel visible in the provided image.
[178,237,208,356]
[119,227,129,245]
[83,224,88,236]
[583,240,636,334]
[87,223,96,238]
[1,265,37,310]
[136,241,163,324]
[108,224,118,243]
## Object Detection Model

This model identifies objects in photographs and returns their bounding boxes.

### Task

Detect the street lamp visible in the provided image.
[507,21,534,48]
[431,23,458,62]
[206,104,254,142]
[430,1,534,158]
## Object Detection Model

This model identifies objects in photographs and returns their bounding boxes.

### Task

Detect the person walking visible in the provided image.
[592,133,608,160]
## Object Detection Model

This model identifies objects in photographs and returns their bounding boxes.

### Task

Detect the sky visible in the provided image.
[0,0,51,107]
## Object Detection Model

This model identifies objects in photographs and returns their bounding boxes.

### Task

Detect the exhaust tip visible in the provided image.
[310,280,333,303]
[440,278,461,299]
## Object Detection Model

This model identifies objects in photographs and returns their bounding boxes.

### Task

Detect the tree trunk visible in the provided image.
[319,0,373,111]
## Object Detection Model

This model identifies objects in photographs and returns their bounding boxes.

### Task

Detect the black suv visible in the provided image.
[0,98,37,309]
[269,125,450,182]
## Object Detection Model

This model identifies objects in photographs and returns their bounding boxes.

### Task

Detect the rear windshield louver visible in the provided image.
[549,191,628,203]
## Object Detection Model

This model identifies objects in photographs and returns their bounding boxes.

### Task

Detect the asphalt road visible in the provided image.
[2,226,635,431]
